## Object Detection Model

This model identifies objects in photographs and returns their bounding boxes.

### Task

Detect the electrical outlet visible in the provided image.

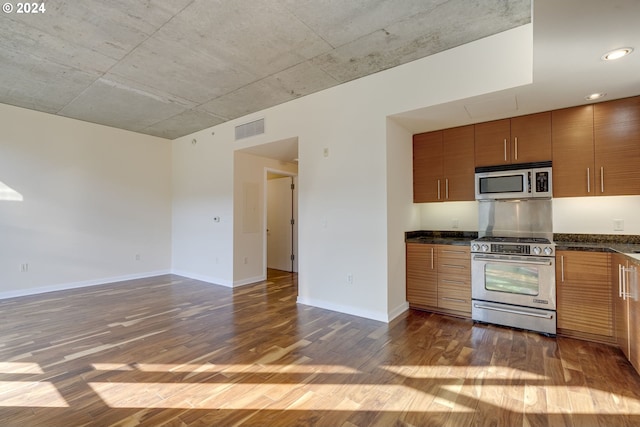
[323,147,329,158]
[244,257,248,264]
[135,254,141,261]
[451,218,459,229]
[347,274,353,284]
[20,263,28,272]
[613,219,624,231]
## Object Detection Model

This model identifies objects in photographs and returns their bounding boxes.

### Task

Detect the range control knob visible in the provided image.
[481,244,489,252]
[532,246,541,255]
[543,246,553,256]
[471,243,480,252]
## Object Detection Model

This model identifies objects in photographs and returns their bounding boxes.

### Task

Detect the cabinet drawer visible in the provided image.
[438,259,470,276]
[438,281,471,312]
[437,246,470,259]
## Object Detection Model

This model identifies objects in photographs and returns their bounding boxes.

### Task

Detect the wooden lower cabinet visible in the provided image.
[556,251,612,340]
[406,243,437,308]
[437,246,471,314]
[630,260,640,373]
[612,254,640,374]
[406,243,471,317]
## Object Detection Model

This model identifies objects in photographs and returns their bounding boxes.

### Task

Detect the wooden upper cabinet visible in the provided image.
[510,112,552,163]
[474,113,552,167]
[551,105,595,197]
[413,131,443,203]
[594,96,640,196]
[443,125,475,201]
[474,119,511,166]
[413,126,474,203]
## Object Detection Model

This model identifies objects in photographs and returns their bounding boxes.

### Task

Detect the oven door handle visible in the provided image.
[472,255,552,266]
[473,303,554,319]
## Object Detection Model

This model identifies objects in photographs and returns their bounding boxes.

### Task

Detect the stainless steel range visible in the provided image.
[471,235,557,335]
[471,162,556,335]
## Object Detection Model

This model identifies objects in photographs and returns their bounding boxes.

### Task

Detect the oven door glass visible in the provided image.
[484,264,539,296]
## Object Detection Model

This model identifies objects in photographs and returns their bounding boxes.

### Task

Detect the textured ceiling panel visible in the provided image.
[0,0,532,139]
[140,108,226,140]
[59,78,190,132]
[0,48,98,113]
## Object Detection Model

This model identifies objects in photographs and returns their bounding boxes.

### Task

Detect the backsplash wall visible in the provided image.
[419,196,640,235]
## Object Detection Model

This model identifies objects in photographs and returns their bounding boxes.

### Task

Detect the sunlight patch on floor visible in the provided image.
[0,362,43,374]
[0,382,68,407]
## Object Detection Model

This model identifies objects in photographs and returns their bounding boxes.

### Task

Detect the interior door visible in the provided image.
[267,176,297,272]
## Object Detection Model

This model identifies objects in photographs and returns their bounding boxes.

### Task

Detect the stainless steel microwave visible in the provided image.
[475,161,552,200]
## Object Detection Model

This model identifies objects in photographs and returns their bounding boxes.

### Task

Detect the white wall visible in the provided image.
[553,196,640,235]
[386,118,421,317]
[171,131,235,286]
[418,197,640,236]
[233,152,297,285]
[419,201,479,231]
[0,104,172,298]
[171,25,534,321]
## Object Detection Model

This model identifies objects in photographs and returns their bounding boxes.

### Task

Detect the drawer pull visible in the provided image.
[442,297,467,303]
[441,279,466,285]
[441,264,466,269]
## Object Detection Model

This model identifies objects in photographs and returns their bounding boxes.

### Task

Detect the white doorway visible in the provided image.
[265,171,298,273]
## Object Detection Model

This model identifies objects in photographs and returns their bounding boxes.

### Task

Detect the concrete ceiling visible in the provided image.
[0,0,530,140]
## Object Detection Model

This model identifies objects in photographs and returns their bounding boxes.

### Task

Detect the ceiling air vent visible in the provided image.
[235,118,264,141]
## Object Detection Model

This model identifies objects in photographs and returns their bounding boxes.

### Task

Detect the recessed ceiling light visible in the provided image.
[601,47,634,61]
[585,93,606,101]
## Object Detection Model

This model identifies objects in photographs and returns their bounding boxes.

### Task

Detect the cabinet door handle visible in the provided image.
[587,168,590,193]
[619,263,624,298]
[514,137,518,160]
[431,247,434,270]
[437,179,441,200]
[503,139,507,161]
[618,264,626,300]
[600,166,604,193]
[561,255,565,283]
[445,178,449,200]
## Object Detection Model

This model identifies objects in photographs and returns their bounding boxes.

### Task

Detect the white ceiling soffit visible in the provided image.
[0,0,531,139]
[464,96,518,120]
[392,0,640,133]
[237,137,299,164]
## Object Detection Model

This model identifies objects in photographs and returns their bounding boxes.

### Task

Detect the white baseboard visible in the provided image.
[387,301,410,322]
[0,270,172,300]
[170,269,233,287]
[296,296,390,323]
[233,274,266,287]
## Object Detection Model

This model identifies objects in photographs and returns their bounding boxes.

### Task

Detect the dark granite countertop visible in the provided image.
[405,231,640,260]
[553,233,640,261]
[405,230,477,246]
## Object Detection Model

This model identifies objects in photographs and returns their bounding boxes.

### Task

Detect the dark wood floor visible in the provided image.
[1,270,640,426]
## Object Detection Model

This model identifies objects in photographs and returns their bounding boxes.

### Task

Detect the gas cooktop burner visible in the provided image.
[474,236,552,244]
